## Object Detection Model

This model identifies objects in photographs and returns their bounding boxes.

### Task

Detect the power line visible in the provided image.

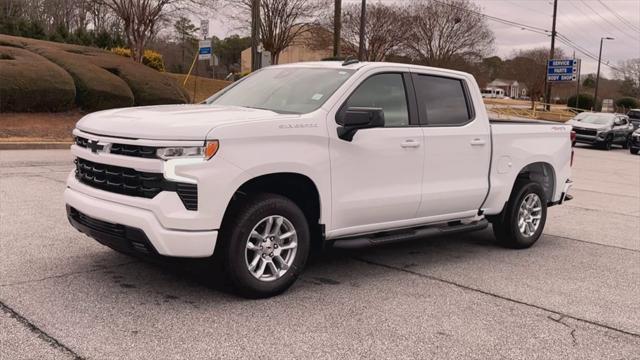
[556,32,622,72]
[579,0,638,41]
[417,0,623,72]
[596,0,640,33]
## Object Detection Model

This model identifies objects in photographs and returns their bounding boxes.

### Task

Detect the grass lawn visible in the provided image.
[0,111,83,142]
[167,74,231,103]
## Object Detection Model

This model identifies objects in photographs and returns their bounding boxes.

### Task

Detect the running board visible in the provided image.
[332,219,489,249]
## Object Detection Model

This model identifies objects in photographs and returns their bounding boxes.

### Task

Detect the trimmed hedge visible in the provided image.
[615,97,639,110]
[0,34,188,112]
[29,42,136,111]
[0,46,76,112]
[567,93,595,111]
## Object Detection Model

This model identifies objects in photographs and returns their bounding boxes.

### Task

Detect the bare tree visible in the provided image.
[231,0,326,64]
[615,58,640,87]
[98,0,216,63]
[405,0,494,67]
[341,2,407,61]
[501,48,566,109]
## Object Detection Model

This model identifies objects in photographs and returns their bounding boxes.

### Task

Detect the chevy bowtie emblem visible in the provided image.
[87,140,104,153]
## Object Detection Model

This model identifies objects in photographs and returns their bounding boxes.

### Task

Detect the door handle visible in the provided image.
[470,138,486,146]
[400,139,420,148]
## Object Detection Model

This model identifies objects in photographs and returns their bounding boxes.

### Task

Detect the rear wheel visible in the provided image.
[490,181,547,249]
[219,194,310,298]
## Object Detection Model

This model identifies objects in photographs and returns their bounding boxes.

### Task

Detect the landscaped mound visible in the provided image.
[0,45,76,112]
[0,35,189,112]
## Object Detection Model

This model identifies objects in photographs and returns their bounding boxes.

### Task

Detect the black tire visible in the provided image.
[219,193,310,298]
[490,181,547,249]
[622,136,631,149]
[631,148,639,155]
[603,136,612,150]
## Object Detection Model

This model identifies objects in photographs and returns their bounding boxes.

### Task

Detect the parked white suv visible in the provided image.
[65,61,573,297]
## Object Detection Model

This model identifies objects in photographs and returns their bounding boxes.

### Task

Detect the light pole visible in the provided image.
[594,36,614,111]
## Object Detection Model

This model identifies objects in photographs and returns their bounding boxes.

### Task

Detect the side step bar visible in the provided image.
[332,219,489,249]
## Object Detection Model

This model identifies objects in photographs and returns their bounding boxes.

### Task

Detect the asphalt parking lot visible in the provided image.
[1,145,639,359]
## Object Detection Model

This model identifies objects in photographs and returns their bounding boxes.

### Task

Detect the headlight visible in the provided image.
[156,140,219,160]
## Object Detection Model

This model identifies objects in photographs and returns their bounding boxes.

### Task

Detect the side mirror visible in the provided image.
[336,107,385,141]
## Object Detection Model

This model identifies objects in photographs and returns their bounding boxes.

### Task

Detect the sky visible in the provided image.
[204,0,640,77]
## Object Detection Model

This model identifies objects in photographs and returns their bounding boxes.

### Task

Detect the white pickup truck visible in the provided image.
[65,61,573,298]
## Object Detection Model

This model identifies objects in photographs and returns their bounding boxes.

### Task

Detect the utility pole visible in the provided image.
[575,55,581,110]
[358,0,366,61]
[544,0,558,111]
[250,0,260,71]
[594,37,614,111]
[333,0,342,58]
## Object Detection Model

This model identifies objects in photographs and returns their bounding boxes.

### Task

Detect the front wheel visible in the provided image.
[603,136,613,150]
[631,148,639,155]
[219,194,310,298]
[490,181,547,249]
[622,136,631,149]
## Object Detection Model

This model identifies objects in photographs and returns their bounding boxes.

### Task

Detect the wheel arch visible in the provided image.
[221,172,325,250]
[514,161,556,204]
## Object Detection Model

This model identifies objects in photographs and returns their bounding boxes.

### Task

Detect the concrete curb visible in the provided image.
[0,142,72,150]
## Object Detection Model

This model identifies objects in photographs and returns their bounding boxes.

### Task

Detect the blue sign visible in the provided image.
[547,59,578,82]
[198,40,212,60]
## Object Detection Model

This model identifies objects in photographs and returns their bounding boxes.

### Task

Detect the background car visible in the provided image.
[629,128,640,155]
[567,112,634,150]
[627,109,640,130]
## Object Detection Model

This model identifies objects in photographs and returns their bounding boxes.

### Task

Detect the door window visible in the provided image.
[413,74,472,126]
[342,73,410,127]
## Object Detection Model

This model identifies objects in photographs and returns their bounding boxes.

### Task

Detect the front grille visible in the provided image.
[573,127,597,136]
[75,136,156,158]
[75,158,198,210]
[110,143,156,158]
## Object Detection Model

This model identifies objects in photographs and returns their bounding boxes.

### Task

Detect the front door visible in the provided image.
[328,72,424,235]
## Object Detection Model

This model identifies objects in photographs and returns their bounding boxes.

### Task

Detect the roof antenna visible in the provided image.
[342,57,359,66]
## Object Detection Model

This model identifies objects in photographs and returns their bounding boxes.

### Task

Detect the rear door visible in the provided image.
[410,71,491,219]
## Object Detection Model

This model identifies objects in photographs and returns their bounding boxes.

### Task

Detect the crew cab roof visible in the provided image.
[270,61,474,79]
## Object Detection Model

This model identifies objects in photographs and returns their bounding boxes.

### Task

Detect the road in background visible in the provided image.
[1,147,639,359]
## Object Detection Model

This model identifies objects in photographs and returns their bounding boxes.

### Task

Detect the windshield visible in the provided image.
[573,113,614,125]
[206,67,355,114]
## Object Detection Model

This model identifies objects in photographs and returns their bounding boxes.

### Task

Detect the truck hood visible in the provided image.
[76,104,294,140]
[567,120,609,131]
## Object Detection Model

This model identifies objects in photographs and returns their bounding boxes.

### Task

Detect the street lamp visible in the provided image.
[594,36,614,111]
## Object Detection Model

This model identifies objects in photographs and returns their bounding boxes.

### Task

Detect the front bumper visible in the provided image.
[574,134,606,145]
[65,187,217,257]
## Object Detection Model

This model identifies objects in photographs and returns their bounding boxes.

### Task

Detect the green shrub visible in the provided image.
[615,97,639,110]
[567,93,594,111]
[0,46,75,112]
